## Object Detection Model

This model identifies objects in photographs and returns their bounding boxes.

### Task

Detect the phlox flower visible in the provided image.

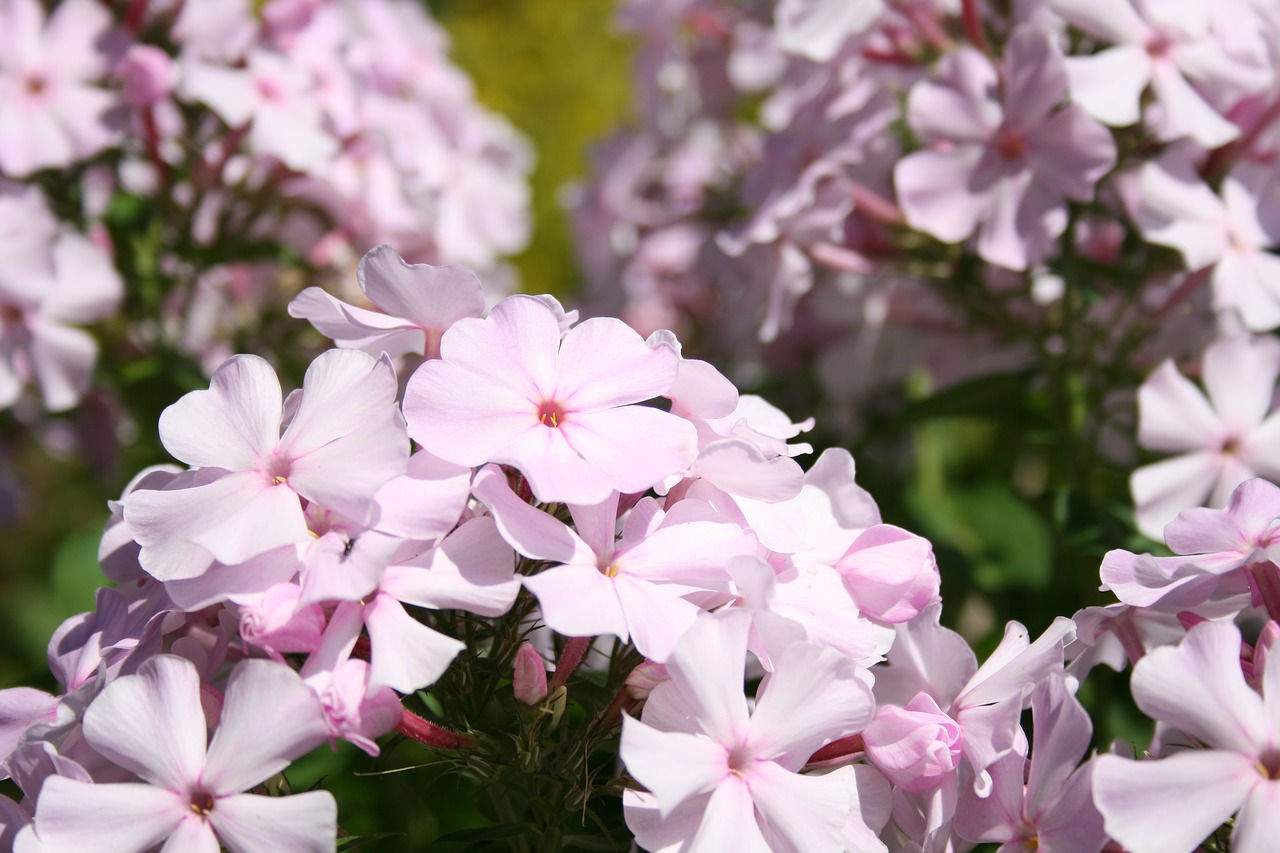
[1137,156,1280,332]
[894,25,1116,271]
[1102,477,1279,616]
[32,655,336,853]
[473,465,754,662]
[1047,0,1273,148]
[873,605,1076,796]
[0,185,122,411]
[1094,620,1280,852]
[404,294,697,504]
[288,245,486,360]
[620,610,880,852]
[954,674,1107,852]
[1130,333,1280,540]
[0,0,122,177]
[123,348,409,581]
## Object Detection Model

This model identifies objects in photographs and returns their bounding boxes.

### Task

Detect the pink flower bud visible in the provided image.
[116,45,174,109]
[512,642,548,706]
[862,692,962,792]
[238,583,325,657]
[623,660,670,704]
[837,524,939,624]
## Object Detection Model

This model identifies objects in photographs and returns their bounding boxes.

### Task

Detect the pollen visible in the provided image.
[272,475,288,485]
[189,791,215,816]
[603,562,620,578]
[537,399,567,428]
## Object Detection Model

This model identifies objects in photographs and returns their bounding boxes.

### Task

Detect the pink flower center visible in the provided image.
[726,744,755,775]
[22,73,47,98]
[1146,31,1172,60]
[1257,750,1280,780]
[537,399,567,428]
[994,126,1025,161]
[188,790,216,817]
[264,453,293,485]
[256,74,288,103]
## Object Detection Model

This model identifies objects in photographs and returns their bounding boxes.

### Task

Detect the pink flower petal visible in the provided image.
[207,791,337,853]
[202,659,330,795]
[1094,751,1257,853]
[34,777,187,852]
[82,656,206,791]
[158,355,282,472]
[619,715,727,818]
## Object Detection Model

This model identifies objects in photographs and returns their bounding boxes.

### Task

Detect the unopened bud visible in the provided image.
[116,45,174,108]
[623,660,670,706]
[512,642,548,706]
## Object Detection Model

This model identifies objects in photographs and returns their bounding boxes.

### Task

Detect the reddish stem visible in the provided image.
[906,6,953,52]
[848,181,905,226]
[1202,95,1280,179]
[961,0,989,53]
[124,0,148,33]
[396,709,475,750]
[142,109,170,185]
[1155,266,1212,321]
[806,734,865,765]
[548,636,592,693]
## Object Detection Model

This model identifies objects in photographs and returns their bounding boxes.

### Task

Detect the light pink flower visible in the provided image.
[1094,620,1280,852]
[620,610,877,851]
[512,642,548,706]
[288,245,487,360]
[1103,477,1280,617]
[894,26,1116,271]
[1137,156,1280,332]
[863,692,963,793]
[33,655,336,852]
[0,0,121,176]
[473,465,752,661]
[0,195,123,412]
[1048,0,1273,147]
[955,674,1107,852]
[404,294,697,504]
[181,48,337,172]
[123,349,408,580]
[1130,332,1280,539]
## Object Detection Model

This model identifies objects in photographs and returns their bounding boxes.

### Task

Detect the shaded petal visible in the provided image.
[1232,779,1280,852]
[208,791,337,853]
[189,481,309,568]
[383,517,519,617]
[1003,27,1069,130]
[158,355,281,471]
[470,465,585,563]
[557,317,678,410]
[372,450,471,541]
[364,595,464,693]
[559,406,698,496]
[403,360,536,467]
[1062,46,1151,127]
[1149,61,1239,148]
[522,565,629,640]
[1131,452,1225,541]
[663,611,752,747]
[894,147,988,243]
[1093,751,1256,853]
[749,761,852,852]
[83,655,206,791]
[202,659,329,795]
[1130,621,1267,754]
[620,715,727,818]
[616,575,704,662]
[1046,0,1150,43]
[35,777,186,853]
[749,644,873,768]
[357,245,485,331]
[1137,360,1224,452]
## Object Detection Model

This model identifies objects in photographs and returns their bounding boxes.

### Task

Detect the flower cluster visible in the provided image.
[573,0,1280,527]
[0,0,529,418]
[13,245,1280,850]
